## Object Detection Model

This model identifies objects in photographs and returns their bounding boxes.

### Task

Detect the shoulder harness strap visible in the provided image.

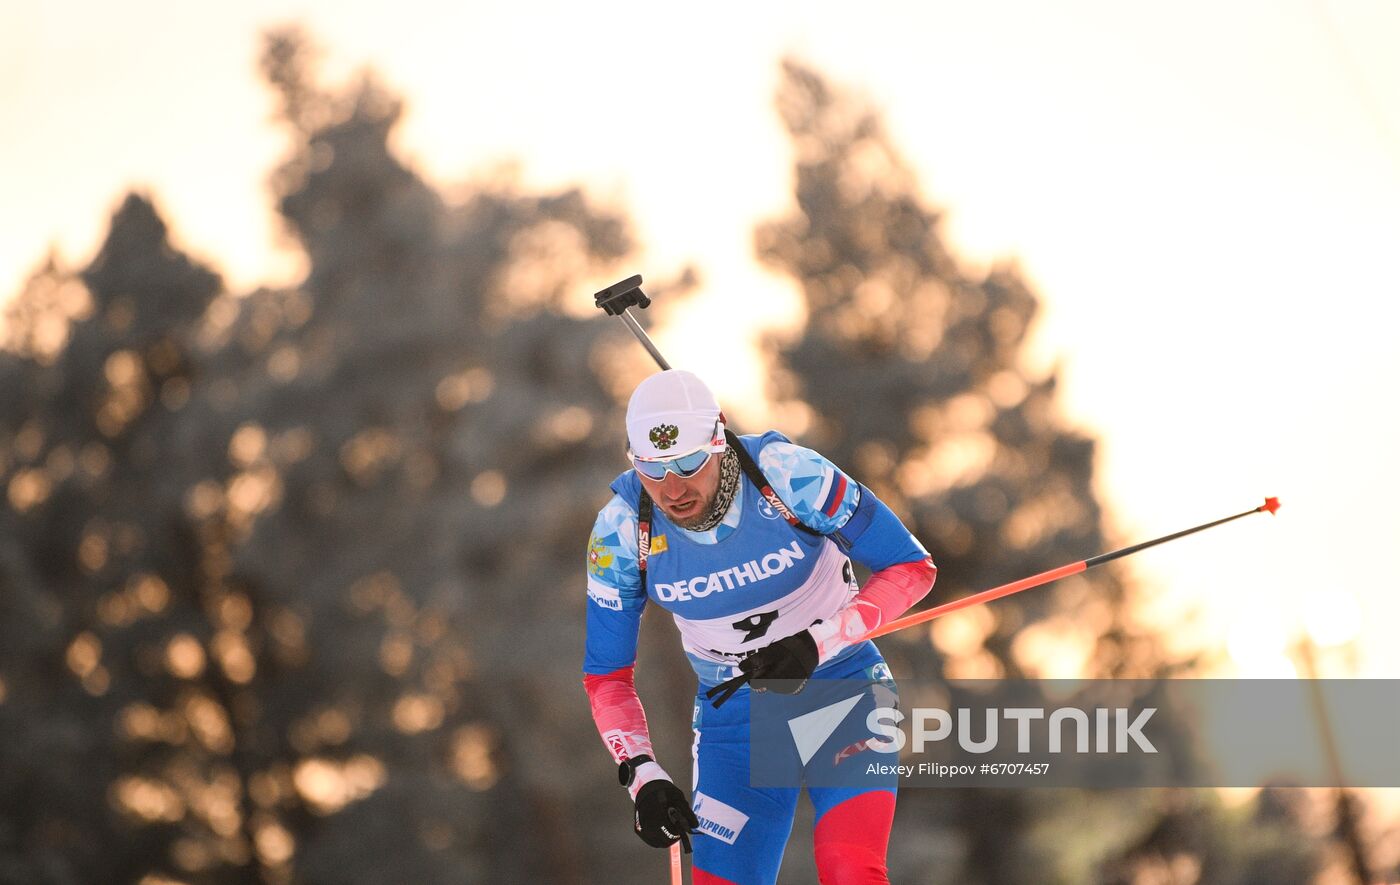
[636,491,654,592]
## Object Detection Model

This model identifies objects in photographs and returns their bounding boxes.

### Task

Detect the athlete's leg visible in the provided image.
[691,689,800,885]
[804,643,900,885]
[809,787,896,885]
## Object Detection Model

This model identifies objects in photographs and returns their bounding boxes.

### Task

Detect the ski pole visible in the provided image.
[862,497,1281,641]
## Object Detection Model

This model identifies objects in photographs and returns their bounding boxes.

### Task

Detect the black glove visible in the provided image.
[633,779,699,852]
[706,630,819,708]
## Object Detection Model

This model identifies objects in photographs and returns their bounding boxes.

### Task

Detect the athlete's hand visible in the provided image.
[706,630,819,708]
[633,779,699,852]
[743,630,819,689]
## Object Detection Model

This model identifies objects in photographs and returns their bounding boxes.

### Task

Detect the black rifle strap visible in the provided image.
[637,491,653,592]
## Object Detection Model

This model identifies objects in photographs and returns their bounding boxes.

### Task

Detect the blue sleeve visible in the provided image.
[757,439,929,572]
[756,439,863,534]
[583,495,648,675]
[835,483,931,571]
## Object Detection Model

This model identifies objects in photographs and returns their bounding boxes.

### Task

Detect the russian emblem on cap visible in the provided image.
[649,424,680,450]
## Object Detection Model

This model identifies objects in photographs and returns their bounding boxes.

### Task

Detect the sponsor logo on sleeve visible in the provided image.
[604,729,650,760]
[587,580,624,611]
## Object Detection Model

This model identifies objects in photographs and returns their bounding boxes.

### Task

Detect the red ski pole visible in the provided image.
[863,497,1280,641]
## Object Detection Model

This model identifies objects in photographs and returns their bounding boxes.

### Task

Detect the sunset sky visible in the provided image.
[4,0,1399,680]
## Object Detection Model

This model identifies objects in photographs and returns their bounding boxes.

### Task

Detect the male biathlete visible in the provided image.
[582,370,937,885]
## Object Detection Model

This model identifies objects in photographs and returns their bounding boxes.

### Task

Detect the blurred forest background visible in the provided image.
[1,29,1396,885]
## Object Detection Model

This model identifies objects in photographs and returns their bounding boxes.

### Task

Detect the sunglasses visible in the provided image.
[631,447,716,480]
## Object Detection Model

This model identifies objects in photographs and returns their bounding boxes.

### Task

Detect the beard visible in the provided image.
[665,489,719,530]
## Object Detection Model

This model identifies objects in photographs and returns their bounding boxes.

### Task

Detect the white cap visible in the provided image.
[625,370,723,459]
